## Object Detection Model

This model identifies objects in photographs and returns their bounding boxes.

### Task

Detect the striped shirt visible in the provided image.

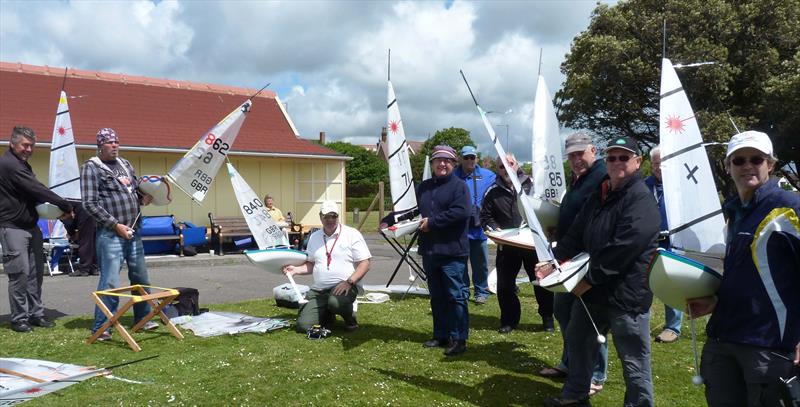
[80,156,141,229]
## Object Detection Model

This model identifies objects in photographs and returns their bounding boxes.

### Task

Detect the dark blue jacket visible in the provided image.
[707,179,800,351]
[417,172,471,258]
[644,176,670,249]
[556,160,606,240]
[454,164,495,240]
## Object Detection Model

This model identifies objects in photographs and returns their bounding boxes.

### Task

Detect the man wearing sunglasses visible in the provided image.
[688,131,800,407]
[284,200,371,334]
[540,136,660,407]
[454,145,495,305]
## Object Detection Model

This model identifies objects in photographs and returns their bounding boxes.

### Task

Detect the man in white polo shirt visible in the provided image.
[283,200,371,333]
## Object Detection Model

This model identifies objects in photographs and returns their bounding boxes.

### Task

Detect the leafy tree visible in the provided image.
[556,0,800,194]
[325,141,388,194]
[410,127,477,180]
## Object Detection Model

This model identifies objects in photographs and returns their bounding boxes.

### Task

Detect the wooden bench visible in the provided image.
[208,213,304,255]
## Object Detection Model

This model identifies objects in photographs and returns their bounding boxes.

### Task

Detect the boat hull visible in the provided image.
[539,252,590,293]
[381,219,421,239]
[647,249,722,310]
[485,227,536,250]
[245,248,308,274]
[530,195,560,232]
[35,203,64,219]
[138,175,172,206]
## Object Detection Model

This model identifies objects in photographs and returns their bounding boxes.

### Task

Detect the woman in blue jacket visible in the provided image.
[689,131,800,407]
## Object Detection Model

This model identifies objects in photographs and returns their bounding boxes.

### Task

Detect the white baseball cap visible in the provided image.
[726,131,773,158]
[319,200,340,216]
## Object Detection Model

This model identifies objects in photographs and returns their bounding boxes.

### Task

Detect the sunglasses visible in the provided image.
[731,155,766,166]
[322,214,339,219]
[605,154,636,163]
[462,156,476,160]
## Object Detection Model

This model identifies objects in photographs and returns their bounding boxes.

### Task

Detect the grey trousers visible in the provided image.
[701,340,795,407]
[0,226,45,323]
[562,301,653,406]
[295,286,357,333]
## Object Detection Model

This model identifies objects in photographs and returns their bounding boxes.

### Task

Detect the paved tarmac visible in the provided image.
[0,232,493,323]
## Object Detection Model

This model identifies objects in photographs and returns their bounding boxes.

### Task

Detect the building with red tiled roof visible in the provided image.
[0,62,350,228]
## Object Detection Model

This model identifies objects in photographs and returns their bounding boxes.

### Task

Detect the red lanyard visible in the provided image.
[323,224,341,270]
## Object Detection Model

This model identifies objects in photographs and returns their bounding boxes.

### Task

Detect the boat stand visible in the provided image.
[87,285,184,352]
[382,230,426,287]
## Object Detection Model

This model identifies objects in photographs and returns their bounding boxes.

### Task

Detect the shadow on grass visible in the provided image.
[373,367,559,406]
[0,307,68,324]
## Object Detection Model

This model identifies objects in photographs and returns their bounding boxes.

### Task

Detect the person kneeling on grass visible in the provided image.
[282,200,371,334]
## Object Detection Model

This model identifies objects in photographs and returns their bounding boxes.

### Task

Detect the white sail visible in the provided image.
[167,100,252,203]
[386,80,418,219]
[49,90,81,201]
[659,58,725,254]
[530,75,566,202]
[226,163,288,249]
[422,155,431,181]
[1,358,103,403]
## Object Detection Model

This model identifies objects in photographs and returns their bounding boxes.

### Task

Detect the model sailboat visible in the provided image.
[229,164,307,303]
[380,53,421,239]
[647,58,725,310]
[460,70,589,293]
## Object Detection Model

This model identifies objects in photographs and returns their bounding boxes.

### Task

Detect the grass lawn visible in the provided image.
[1,286,708,406]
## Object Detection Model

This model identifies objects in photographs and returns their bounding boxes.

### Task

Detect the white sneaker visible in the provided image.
[141,321,158,331]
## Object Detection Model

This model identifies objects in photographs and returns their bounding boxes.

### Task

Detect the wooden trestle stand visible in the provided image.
[87,285,184,352]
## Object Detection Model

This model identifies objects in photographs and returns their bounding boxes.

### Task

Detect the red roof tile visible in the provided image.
[0,62,343,158]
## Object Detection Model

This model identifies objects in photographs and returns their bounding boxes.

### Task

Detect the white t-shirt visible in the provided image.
[305,223,371,290]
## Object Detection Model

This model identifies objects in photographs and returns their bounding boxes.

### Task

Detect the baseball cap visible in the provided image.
[726,130,773,158]
[564,132,593,154]
[606,136,640,155]
[319,200,339,216]
[461,145,477,157]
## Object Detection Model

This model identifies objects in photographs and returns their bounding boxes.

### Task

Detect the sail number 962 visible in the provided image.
[194,133,230,163]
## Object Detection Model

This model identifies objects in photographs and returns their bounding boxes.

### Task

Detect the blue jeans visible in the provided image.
[553,292,608,384]
[562,301,653,406]
[468,238,490,298]
[663,304,683,334]
[423,255,469,341]
[91,228,151,333]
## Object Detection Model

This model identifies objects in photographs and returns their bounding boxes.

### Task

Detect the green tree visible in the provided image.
[410,127,476,180]
[324,141,388,194]
[556,0,800,194]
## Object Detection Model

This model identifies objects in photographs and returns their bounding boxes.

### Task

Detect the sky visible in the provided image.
[0,0,614,161]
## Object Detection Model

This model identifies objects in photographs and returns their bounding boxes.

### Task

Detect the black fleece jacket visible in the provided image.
[0,148,72,229]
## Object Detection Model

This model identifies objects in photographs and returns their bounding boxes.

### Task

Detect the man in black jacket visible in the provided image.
[539,136,659,407]
[480,154,552,333]
[0,126,73,333]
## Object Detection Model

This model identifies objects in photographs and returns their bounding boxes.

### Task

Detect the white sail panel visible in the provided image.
[49,91,81,201]
[659,58,725,254]
[386,80,418,217]
[422,155,431,181]
[167,100,251,203]
[531,75,566,202]
[226,163,288,249]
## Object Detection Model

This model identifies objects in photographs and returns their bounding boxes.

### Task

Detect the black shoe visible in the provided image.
[343,316,359,332]
[89,268,99,276]
[444,340,466,356]
[29,317,54,328]
[10,322,32,333]
[498,325,513,334]
[423,338,448,348]
[69,270,89,277]
[543,318,555,332]
[320,314,335,329]
[543,395,591,406]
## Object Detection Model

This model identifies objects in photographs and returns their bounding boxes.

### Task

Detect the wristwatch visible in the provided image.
[346,277,355,285]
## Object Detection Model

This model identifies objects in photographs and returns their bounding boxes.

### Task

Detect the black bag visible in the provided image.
[182,245,197,257]
[172,287,201,316]
[469,206,482,228]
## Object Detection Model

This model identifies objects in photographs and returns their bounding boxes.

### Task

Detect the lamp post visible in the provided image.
[497,124,510,151]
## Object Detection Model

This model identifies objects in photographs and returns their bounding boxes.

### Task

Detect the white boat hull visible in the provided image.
[362,284,429,296]
[647,249,722,310]
[539,252,590,293]
[245,248,308,274]
[485,227,536,250]
[35,203,64,219]
[381,219,421,239]
[138,175,173,206]
[530,196,560,232]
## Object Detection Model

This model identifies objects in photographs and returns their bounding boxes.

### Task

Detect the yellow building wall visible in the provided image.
[27,148,346,229]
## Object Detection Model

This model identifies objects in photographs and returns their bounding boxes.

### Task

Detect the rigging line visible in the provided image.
[388,48,391,82]
[247,83,271,100]
[537,48,543,78]
[60,67,68,92]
